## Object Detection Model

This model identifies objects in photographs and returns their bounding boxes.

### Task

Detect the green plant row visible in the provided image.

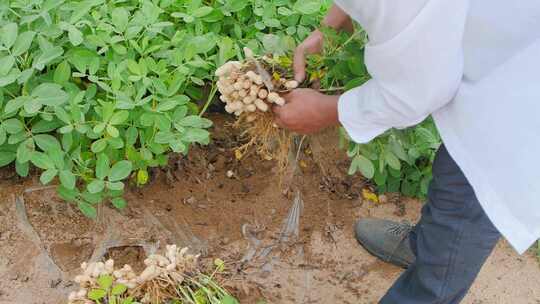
[0,0,330,217]
[0,0,438,219]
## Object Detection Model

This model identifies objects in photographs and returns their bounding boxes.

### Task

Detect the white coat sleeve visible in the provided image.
[333,0,470,143]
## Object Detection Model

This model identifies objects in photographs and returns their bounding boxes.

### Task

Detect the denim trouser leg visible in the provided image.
[380,145,501,304]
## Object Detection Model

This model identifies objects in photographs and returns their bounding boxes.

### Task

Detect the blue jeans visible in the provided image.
[381,145,501,304]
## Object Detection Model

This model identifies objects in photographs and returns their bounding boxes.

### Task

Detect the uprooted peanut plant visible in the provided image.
[215,47,303,170]
[68,245,238,304]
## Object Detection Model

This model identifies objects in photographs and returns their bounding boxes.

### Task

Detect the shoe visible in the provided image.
[354,218,415,268]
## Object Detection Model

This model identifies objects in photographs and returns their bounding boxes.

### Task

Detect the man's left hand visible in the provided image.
[273,88,340,134]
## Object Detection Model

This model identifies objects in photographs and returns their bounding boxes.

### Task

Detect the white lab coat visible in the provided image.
[334,0,540,254]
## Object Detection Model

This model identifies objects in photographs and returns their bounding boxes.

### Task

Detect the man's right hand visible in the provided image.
[293,30,324,83]
[292,5,353,83]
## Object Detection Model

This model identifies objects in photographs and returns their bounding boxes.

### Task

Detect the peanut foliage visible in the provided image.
[0,0,329,217]
[0,0,438,219]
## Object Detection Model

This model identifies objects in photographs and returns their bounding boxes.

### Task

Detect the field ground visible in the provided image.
[0,115,539,304]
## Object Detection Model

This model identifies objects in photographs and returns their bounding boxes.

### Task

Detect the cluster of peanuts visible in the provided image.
[68,245,199,304]
[215,57,298,122]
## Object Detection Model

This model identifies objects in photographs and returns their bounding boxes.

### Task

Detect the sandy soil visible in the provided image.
[0,116,539,304]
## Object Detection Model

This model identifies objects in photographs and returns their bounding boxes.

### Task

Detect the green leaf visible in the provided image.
[15,160,29,177]
[389,139,408,163]
[385,150,401,171]
[344,76,368,90]
[401,179,418,197]
[57,185,79,201]
[111,197,126,209]
[34,46,64,69]
[7,131,27,145]
[87,179,105,194]
[0,69,20,87]
[97,275,113,290]
[111,284,128,296]
[2,118,24,134]
[190,34,216,54]
[31,120,62,134]
[40,169,58,185]
[81,191,103,204]
[261,34,283,54]
[172,12,194,23]
[59,170,76,189]
[277,7,294,16]
[68,27,83,46]
[169,140,186,153]
[136,169,149,185]
[78,201,97,219]
[23,98,42,114]
[17,68,34,84]
[121,297,134,304]
[221,295,239,304]
[95,154,109,180]
[12,31,36,56]
[106,125,119,138]
[110,111,129,125]
[33,134,61,152]
[1,23,18,49]
[70,0,103,24]
[16,139,33,163]
[177,116,212,128]
[0,152,16,167]
[61,133,73,151]
[0,56,15,76]
[93,122,106,134]
[112,44,127,55]
[54,61,71,85]
[54,107,71,124]
[0,127,6,145]
[264,18,281,28]
[91,139,107,153]
[111,8,129,32]
[30,152,54,170]
[125,127,138,146]
[156,99,179,112]
[4,96,30,114]
[193,6,213,18]
[50,145,67,168]
[182,128,210,144]
[416,127,439,144]
[293,0,321,14]
[201,9,223,22]
[349,154,375,179]
[218,37,235,67]
[32,83,69,106]
[127,59,141,75]
[108,160,132,182]
[225,0,247,12]
[154,131,175,144]
[106,181,124,191]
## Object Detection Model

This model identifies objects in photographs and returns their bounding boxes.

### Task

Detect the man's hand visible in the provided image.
[293,5,353,83]
[273,89,340,134]
[293,30,324,83]
[275,4,350,134]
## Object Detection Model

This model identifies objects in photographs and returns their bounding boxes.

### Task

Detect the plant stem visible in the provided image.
[199,82,218,117]
[317,86,345,92]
